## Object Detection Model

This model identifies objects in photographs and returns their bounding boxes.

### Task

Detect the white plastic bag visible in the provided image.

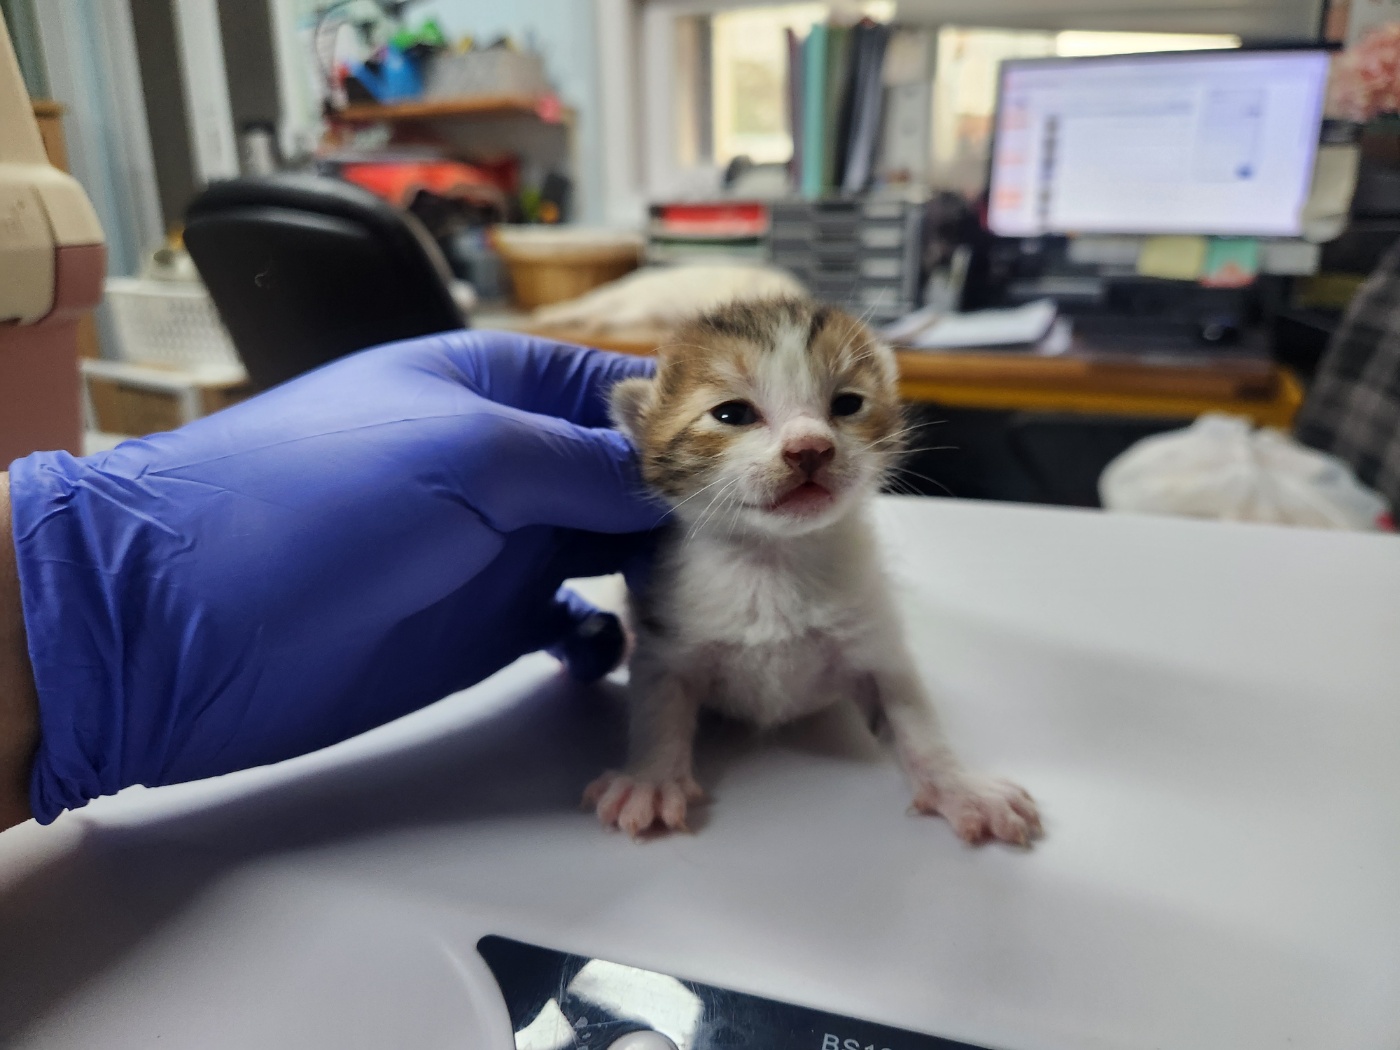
[1099,414,1391,530]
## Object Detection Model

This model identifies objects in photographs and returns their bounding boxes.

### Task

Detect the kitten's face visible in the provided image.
[612,298,903,537]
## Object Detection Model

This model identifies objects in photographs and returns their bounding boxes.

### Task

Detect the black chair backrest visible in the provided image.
[185,174,463,391]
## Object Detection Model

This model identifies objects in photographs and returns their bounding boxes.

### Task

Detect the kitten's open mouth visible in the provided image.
[767,481,835,515]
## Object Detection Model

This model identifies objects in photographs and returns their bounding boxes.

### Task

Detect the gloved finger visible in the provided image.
[456,404,668,534]
[542,587,627,682]
[433,330,655,427]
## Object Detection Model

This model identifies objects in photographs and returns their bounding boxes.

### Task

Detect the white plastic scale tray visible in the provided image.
[1,497,1397,1049]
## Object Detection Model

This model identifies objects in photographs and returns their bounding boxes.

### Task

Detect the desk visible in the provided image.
[519,322,1304,428]
[1,498,1396,1050]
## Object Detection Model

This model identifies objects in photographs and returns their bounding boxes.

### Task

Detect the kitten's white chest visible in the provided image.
[671,528,866,642]
[660,524,879,725]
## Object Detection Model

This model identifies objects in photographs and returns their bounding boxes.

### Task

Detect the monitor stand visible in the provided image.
[995,254,1264,357]
[1071,311,1247,352]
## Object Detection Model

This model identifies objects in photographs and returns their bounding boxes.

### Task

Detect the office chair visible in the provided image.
[184,173,465,391]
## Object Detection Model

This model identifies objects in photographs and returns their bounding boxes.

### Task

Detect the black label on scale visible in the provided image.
[477,935,996,1050]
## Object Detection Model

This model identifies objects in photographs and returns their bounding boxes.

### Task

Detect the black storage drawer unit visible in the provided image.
[768,197,923,324]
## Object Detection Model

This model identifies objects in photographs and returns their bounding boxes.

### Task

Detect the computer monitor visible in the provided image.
[986,49,1330,239]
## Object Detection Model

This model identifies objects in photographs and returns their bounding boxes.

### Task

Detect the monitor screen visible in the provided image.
[986,49,1330,238]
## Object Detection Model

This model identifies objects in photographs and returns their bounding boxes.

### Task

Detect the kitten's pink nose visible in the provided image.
[783,438,835,478]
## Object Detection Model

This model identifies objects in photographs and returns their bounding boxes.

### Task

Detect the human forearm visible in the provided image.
[0,473,37,830]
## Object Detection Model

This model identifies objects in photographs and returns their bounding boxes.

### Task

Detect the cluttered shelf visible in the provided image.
[332,94,557,123]
[513,321,1304,428]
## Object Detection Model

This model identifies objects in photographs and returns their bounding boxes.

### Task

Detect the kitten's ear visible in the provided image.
[609,376,656,440]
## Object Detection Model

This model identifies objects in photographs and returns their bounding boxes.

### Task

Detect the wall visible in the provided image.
[410,0,604,223]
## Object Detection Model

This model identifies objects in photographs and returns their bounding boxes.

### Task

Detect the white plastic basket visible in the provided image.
[104,276,241,369]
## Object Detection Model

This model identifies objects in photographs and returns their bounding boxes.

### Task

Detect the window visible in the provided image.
[711,4,828,165]
[669,2,895,172]
[637,4,1237,202]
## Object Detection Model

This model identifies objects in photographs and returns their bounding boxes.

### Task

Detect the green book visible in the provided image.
[801,23,828,199]
[822,24,852,193]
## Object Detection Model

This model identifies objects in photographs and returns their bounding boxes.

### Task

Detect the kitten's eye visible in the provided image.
[711,400,758,426]
[831,393,864,417]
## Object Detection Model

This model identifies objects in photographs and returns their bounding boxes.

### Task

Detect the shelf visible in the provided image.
[333,95,552,123]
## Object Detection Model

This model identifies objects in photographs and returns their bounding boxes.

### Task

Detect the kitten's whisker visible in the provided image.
[850,291,886,333]
[721,478,753,541]
[882,473,929,499]
[883,418,950,439]
[669,473,740,515]
[850,426,961,458]
[701,482,740,536]
[688,492,724,541]
[722,482,750,543]
[688,476,743,540]
[834,332,883,372]
[897,445,960,456]
[880,418,952,440]
[842,344,881,373]
[884,464,958,499]
[718,490,740,543]
[883,475,922,498]
[847,420,954,458]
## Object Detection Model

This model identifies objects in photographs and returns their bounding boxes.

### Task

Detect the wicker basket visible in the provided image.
[493,227,642,310]
[104,277,241,369]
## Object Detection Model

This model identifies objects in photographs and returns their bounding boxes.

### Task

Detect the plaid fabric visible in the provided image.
[1295,239,1400,510]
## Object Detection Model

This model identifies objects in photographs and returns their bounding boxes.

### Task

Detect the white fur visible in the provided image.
[587,317,1041,845]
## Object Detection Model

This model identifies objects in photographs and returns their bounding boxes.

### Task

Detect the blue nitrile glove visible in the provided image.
[8,331,663,824]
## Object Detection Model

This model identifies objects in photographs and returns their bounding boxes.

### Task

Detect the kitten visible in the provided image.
[585,298,1041,846]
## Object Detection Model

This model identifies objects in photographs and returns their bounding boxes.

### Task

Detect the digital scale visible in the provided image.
[1,498,1397,1050]
[478,935,984,1049]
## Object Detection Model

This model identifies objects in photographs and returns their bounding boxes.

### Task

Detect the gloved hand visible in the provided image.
[8,331,663,823]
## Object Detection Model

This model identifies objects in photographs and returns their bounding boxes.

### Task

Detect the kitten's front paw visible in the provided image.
[913,773,1042,847]
[583,771,707,839]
